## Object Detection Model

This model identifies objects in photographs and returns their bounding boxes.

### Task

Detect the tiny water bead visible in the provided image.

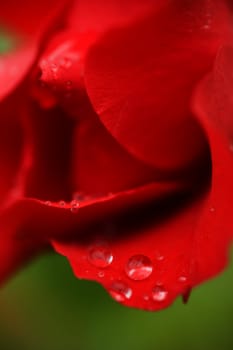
[109,281,132,302]
[143,294,150,301]
[50,63,58,73]
[155,252,165,261]
[59,200,66,207]
[152,285,168,302]
[88,246,113,268]
[125,255,153,281]
[70,200,79,213]
[178,276,188,283]
[98,271,105,278]
[60,57,72,69]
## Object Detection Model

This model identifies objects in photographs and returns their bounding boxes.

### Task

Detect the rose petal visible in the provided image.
[68,0,163,32]
[191,45,233,284]
[51,43,233,311]
[52,187,205,311]
[72,100,162,195]
[0,90,34,209]
[84,0,231,173]
[23,103,74,201]
[0,0,70,100]
[34,0,164,113]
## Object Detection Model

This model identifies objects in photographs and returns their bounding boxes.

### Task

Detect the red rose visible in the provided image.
[0,0,233,311]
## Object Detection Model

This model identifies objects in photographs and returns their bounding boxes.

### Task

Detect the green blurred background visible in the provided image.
[0,251,232,350]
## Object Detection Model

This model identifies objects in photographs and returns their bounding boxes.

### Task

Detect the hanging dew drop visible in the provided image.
[152,285,168,302]
[125,254,153,280]
[88,246,113,268]
[109,281,132,302]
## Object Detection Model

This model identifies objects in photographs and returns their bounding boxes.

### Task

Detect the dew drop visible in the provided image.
[155,252,164,261]
[152,285,168,302]
[109,281,132,302]
[45,201,52,206]
[60,57,72,69]
[202,24,210,30]
[125,254,153,281]
[70,200,79,213]
[51,63,58,73]
[98,271,105,278]
[143,294,150,301]
[210,207,215,213]
[88,246,113,268]
[178,276,188,283]
[59,201,66,207]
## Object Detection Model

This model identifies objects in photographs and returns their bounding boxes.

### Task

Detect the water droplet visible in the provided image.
[125,255,153,280]
[51,63,58,73]
[98,271,105,278]
[45,201,52,206]
[70,200,79,213]
[178,276,188,283]
[88,246,113,268]
[152,285,168,302]
[59,201,66,207]
[202,24,210,30]
[109,281,132,302]
[60,57,72,69]
[210,207,215,213]
[155,252,164,261]
[143,294,150,301]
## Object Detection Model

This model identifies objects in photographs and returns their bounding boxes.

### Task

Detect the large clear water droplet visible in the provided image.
[152,285,168,302]
[125,254,153,280]
[109,281,132,302]
[88,246,113,268]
